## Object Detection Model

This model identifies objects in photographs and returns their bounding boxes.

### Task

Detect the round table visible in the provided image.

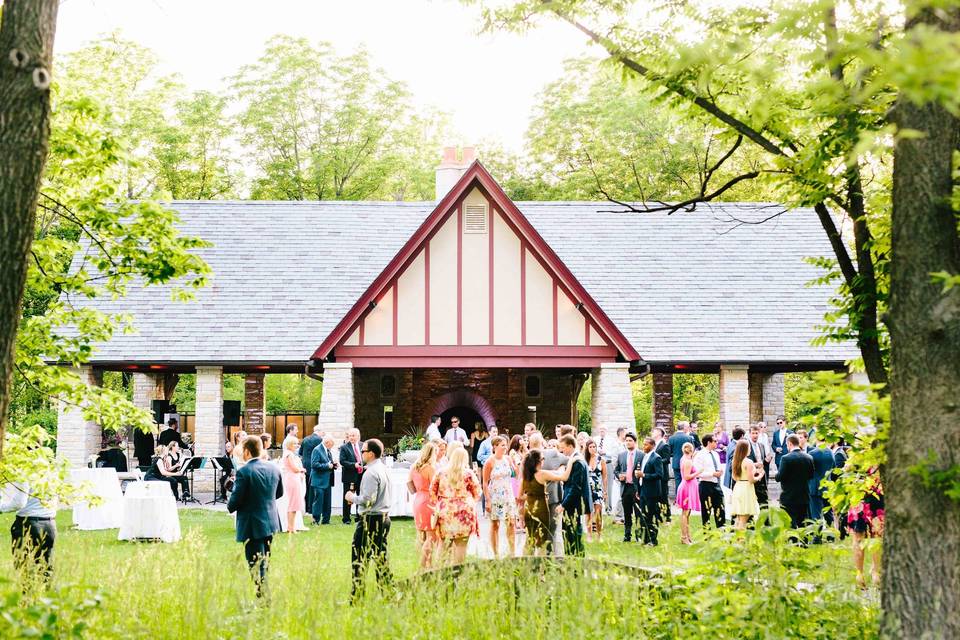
[70,468,125,530]
[118,481,181,543]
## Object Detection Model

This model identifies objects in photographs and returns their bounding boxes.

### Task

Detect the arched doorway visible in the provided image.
[430,388,497,438]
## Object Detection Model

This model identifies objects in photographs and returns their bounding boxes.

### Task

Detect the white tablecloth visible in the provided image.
[70,468,125,530]
[118,481,181,543]
[328,467,414,517]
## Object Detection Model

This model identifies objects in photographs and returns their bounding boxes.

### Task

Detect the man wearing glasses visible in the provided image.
[344,439,392,601]
[771,415,792,470]
[444,417,468,446]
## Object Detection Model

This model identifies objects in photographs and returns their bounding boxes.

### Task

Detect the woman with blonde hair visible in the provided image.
[674,441,701,544]
[483,436,520,558]
[729,439,763,530]
[430,446,481,565]
[409,441,440,569]
[279,436,307,533]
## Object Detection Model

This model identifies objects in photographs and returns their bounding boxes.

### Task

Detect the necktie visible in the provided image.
[354,443,360,462]
[711,452,719,471]
[626,451,634,483]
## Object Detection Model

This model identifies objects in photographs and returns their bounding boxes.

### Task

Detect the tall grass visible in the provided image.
[0,510,877,639]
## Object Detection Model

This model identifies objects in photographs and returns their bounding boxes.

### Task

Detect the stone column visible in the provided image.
[748,372,764,423]
[132,372,165,412]
[318,363,355,442]
[591,362,636,435]
[719,364,750,429]
[244,373,266,434]
[761,374,785,426]
[652,373,674,434]
[56,366,102,467]
[193,367,224,491]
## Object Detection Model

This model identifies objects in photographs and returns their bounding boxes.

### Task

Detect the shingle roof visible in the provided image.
[72,200,857,366]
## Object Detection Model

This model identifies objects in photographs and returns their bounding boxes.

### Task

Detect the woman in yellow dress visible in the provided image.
[729,439,763,530]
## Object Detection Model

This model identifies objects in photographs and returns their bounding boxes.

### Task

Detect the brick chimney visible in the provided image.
[435,146,476,200]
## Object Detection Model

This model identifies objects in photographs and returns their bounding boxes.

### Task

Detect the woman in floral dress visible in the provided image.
[430,447,482,566]
[482,436,520,558]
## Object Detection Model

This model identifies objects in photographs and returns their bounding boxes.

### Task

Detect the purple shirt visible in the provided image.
[715,431,731,464]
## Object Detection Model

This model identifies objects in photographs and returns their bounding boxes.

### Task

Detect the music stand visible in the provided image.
[206,456,233,505]
[182,456,204,504]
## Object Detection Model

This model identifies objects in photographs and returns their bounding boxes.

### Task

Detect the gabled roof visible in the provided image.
[70,199,859,368]
[311,161,640,363]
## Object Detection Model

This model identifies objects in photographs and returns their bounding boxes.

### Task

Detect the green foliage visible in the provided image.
[672,374,718,424]
[0,581,102,639]
[396,425,427,453]
[794,369,889,514]
[263,374,323,414]
[230,35,447,201]
[909,452,960,503]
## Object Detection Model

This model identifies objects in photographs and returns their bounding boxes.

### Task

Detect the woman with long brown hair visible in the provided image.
[729,439,762,530]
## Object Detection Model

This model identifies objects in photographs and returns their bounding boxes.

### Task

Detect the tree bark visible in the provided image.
[0,0,60,455]
[883,7,960,638]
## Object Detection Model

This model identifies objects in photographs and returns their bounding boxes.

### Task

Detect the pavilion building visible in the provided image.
[56,147,858,470]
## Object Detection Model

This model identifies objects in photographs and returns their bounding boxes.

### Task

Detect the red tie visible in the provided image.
[626,451,635,481]
[354,443,360,462]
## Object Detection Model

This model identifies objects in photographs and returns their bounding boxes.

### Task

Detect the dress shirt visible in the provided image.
[758,432,770,448]
[444,427,468,445]
[695,449,721,483]
[355,459,391,515]
[425,424,442,442]
[477,438,494,465]
[0,483,57,518]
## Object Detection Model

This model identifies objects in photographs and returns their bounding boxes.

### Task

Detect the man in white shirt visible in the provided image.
[771,415,791,470]
[424,414,442,442]
[694,434,725,529]
[443,416,468,445]
[1,482,57,587]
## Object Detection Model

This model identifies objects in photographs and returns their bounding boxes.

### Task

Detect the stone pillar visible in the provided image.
[244,373,266,434]
[132,372,165,412]
[318,363,355,442]
[652,373,674,434]
[748,372,764,423]
[719,364,750,430]
[761,373,785,426]
[192,367,224,492]
[591,362,636,435]
[56,366,102,467]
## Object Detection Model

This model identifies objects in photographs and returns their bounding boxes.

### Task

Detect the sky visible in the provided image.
[54,0,599,153]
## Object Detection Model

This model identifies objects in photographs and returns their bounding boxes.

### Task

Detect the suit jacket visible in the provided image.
[668,432,694,470]
[339,441,363,488]
[809,447,836,495]
[541,448,569,505]
[310,444,335,489]
[299,434,322,475]
[637,451,664,500]
[832,448,847,480]
[771,429,793,467]
[655,441,671,496]
[560,456,590,515]
[227,458,283,542]
[614,449,642,493]
[775,450,815,507]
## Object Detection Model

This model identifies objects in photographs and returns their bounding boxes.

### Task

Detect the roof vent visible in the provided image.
[463,203,488,234]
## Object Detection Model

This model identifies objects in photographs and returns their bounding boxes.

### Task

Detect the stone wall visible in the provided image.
[591,362,636,436]
[56,366,103,467]
[719,364,750,429]
[761,373,785,426]
[318,363,355,441]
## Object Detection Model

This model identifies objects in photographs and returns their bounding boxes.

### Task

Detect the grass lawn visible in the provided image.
[0,510,874,639]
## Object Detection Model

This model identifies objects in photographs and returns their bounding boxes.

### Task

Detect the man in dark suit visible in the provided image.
[310,436,337,524]
[299,426,323,510]
[776,434,815,540]
[635,436,664,546]
[652,427,672,523]
[770,415,792,470]
[830,442,848,536]
[668,422,695,495]
[556,434,589,557]
[614,433,643,542]
[339,428,364,523]
[808,442,836,523]
[227,435,283,598]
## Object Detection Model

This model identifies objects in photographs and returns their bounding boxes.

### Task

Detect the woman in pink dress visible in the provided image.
[280,437,307,534]
[408,441,439,570]
[430,447,482,566]
[675,442,701,544]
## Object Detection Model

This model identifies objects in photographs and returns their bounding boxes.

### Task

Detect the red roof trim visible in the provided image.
[311,161,642,362]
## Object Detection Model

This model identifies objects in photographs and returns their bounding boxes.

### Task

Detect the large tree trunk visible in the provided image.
[883,7,960,639]
[0,0,60,455]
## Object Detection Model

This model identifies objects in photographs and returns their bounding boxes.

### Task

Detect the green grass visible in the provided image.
[0,511,876,639]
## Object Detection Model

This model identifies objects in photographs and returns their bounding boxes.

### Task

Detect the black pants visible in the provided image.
[244,536,273,598]
[561,511,584,557]
[11,516,56,588]
[342,474,360,523]
[698,481,726,528]
[351,514,391,601]
[311,486,331,524]
[638,494,659,545]
[304,471,313,511]
[783,502,809,529]
[620,487,642,540]
[658,481,671,522]
[755,478,769,506]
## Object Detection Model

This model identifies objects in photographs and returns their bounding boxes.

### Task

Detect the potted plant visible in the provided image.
[396,425,426,463]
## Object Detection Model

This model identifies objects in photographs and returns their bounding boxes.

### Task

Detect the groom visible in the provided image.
[555,434,590,557]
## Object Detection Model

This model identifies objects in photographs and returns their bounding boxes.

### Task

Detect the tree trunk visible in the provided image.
[0,0,60,455]
[883,7,960,638]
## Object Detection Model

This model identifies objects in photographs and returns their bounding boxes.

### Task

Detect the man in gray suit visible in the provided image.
[228,436,283,599]
[529,432,568,556]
